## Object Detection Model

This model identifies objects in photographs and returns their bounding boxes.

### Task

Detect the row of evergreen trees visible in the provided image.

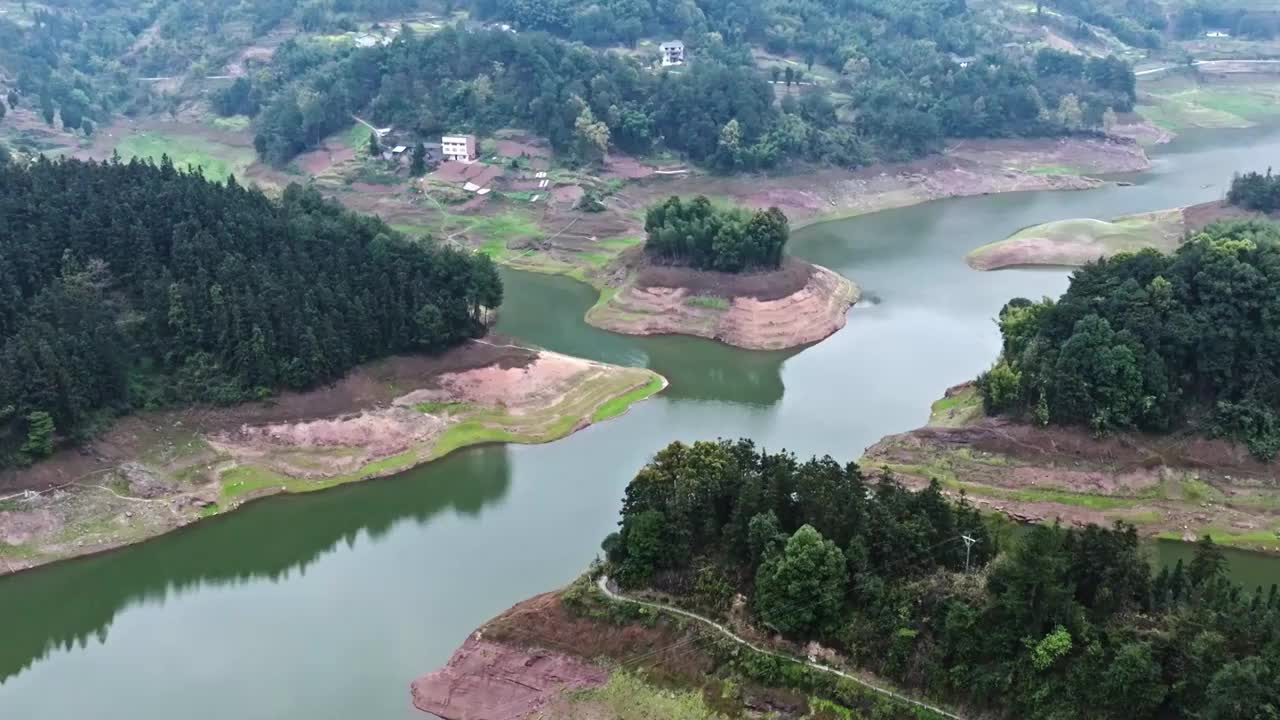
[603,439,1280,720]
[0,156,501,466]
[978,219,1280,458]
[1227,169,1280,214]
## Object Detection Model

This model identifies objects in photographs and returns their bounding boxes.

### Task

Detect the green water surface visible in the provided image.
[3,126,1280,719]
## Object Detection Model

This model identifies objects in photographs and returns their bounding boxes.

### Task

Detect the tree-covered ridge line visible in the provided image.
[976,219,1280,459]
[1228,169,1280,214]
[240,23,1136,170]
[0,0,434,135]
[0,155,501,466]
[603,438,1280,720]
[643,196,788,273]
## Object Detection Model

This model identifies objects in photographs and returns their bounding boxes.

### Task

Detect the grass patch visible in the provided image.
[1157,526,1280,548]
[598,236,643,250]
[929,386,984,427]
[1179,476,1224,503]
[208,114,252,131]
[1136,81,1280,131]
[563,671,727,719]
[347,160,402,185]
[414,400,472,414]
[1118,510,1162,525]
[884,460,1140,510]
[967,209,1185,269]
[342,123,373,150]
[114,132,255,183]
[592,375,665,422]
[219,465,290,502]
[1026,164,1081,175]
[684,295,730,310]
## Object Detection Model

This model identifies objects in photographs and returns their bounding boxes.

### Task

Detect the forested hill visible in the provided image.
[977,219,1280,459]
[0,156,501,466]
[242,26,1135,169]
[604,439,1280,720]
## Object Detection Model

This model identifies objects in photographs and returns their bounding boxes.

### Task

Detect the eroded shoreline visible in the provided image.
[585,256,860,350]
[0,340,665,575]
[965,200,1263,270]
[862,384,1280,553]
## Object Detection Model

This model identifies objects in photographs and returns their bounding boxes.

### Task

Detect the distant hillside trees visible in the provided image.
[241,28,1135,171]
[1228,169,1280,213]
[0,157,501,466]
[643,196,788,273]
[977,219,1280,458]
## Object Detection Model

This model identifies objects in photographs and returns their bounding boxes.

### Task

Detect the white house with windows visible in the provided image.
[441,134,477,163]
[660,40,685,66]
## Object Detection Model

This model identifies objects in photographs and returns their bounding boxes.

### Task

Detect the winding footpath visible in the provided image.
[595,575,966,720]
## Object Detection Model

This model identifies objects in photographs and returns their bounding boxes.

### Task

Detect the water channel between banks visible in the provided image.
[3,126,1280,719]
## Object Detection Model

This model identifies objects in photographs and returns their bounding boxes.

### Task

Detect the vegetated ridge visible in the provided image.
[241,25,1136,170]
[976,219,1280,459]
[416,438,1280,719]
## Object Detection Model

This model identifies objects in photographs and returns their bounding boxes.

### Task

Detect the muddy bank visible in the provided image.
[586,256,859,350]
[862,386,1280,552]
[411,588,704,719]
[966,200,1267,270]
[642,136,1152,229]
[0,342,665,575]
[411,635,608,720]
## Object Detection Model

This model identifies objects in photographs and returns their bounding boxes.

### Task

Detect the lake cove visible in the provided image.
[3,126,1280,720]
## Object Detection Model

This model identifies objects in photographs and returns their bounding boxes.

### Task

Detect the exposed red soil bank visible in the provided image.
[411,636,607,720]
[587,257,860,350]
[862,387,1280,551]
[0,341,665,575]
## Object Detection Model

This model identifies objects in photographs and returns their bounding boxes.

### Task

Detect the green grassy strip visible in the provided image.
[685,295,730,310]
[114,132,254,183]
[213,369,664,510]
[592,374,666,422]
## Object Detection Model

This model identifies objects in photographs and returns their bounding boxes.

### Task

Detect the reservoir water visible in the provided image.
[3,126,1280,719]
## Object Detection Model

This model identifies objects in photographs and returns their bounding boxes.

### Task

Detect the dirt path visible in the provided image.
[594,576,965,720]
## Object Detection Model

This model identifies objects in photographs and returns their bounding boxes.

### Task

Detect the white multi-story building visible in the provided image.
[660,41,685,67]
[441,134,477,163]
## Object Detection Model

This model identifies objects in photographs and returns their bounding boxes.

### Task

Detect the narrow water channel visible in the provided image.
[3,126,1280,719]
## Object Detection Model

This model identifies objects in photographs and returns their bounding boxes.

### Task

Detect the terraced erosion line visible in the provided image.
[595,575,966,720]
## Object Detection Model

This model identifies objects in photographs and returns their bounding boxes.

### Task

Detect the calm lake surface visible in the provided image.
[3,126,1280,719]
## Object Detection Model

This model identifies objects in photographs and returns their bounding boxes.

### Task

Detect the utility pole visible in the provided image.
[961,534,977,574]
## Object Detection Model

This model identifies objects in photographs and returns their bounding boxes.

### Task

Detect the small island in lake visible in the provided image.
[586,196,859,350]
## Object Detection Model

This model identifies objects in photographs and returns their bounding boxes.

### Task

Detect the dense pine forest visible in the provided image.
[603,439,1280,720]
[976,219,1280,458]
[0,156,501,466]
[1228,169,1280,214]
[242,26,1135,169]
[642,196,788,273]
